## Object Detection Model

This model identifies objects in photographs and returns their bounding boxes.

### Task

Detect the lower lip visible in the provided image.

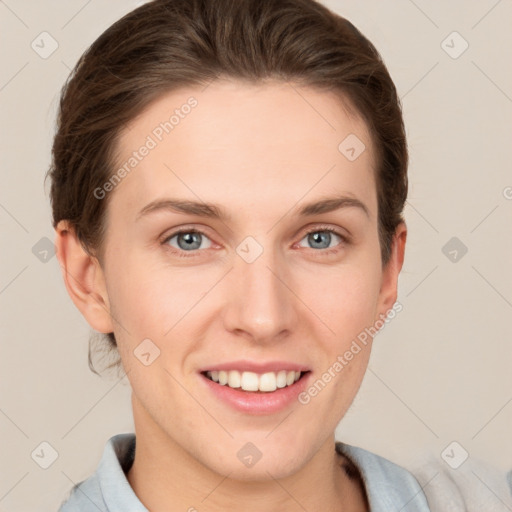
[199,372,312,415]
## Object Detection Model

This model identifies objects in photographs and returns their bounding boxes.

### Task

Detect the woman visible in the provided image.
[48,0,431,509]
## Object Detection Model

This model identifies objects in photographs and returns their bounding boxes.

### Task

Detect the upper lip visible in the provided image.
[199,360,311,374]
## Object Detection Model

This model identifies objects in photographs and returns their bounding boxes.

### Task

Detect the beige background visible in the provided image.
[1,1,511,511]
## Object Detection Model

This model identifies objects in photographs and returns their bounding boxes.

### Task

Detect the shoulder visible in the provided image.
[57,433,146,512]
[337,441,512,512]
[336,441,432,512]
[410,451,512,512]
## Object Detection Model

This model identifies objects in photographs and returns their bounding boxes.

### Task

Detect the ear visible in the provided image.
[54,220,114,334]
[375,221,407,319]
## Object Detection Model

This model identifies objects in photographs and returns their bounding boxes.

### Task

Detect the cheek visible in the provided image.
[106,252,190,332]
[303,261,381,341]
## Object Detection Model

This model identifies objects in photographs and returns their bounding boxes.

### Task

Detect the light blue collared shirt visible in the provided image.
[57,433,434,511]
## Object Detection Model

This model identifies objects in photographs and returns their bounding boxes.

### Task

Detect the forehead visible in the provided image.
[111,79,377,223]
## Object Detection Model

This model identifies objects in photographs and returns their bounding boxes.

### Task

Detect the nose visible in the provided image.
[221,241,299,344]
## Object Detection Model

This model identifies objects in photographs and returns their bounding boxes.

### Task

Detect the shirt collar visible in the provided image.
[96,433,148,512]
[336,441,431,511]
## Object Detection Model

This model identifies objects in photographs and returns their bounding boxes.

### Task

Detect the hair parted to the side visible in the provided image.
[46,0,408,377]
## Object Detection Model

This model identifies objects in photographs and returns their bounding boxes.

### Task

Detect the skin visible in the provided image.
[55,79,406,512]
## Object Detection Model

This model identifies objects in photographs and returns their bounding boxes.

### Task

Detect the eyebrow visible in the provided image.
[135,194,370,222]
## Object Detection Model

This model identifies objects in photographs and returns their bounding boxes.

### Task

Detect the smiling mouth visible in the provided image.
[201,370,310,393]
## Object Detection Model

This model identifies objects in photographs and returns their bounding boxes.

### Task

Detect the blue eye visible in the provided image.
[161,225,349,258]
[298,227,346,252]
[163,230,212,256]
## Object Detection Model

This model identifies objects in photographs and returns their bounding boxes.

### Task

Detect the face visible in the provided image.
[97,79,398,479]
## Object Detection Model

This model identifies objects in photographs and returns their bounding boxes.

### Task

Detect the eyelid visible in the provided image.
[160,224,216,243]
[160,225,218,255]
[299,223,351,242]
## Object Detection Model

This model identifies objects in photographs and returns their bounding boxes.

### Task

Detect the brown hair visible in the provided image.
[46,0,408,376]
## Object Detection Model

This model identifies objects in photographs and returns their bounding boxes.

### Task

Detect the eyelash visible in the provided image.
[161,225,350,258]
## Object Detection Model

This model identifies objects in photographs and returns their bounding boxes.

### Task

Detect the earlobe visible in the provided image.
[376,222,407,318]
[54,220,114,334]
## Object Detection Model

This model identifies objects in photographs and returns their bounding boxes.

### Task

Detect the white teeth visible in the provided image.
[228,370,241,388]
[218,370,228,385]
[276,370,287,388]
[259,372,277,392]
[241,371,259,391]
[205,370,303,392]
